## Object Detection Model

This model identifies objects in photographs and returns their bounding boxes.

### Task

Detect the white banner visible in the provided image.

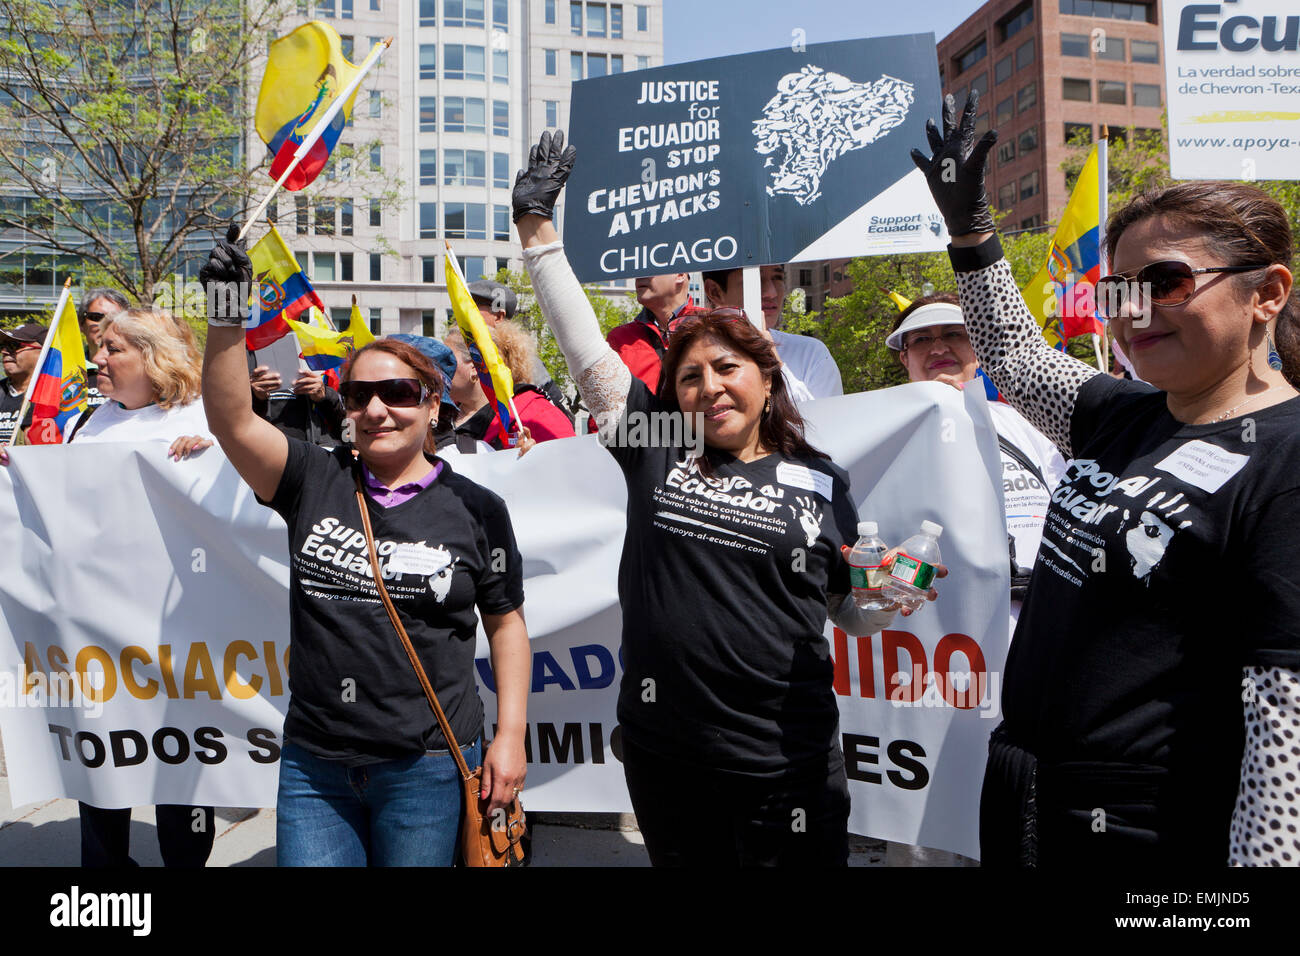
[0,383,1007,858]
[1163,0,1300,180]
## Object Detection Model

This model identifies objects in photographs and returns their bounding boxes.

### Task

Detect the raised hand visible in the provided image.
[512,129,577,224]
[910,92,998,239]
[199,223,254,323]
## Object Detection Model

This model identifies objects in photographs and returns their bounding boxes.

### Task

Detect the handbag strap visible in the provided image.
[352,469,473,782]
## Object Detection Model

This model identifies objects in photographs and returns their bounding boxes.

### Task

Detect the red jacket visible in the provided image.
[605,300,709,394]
[513,385,576,442]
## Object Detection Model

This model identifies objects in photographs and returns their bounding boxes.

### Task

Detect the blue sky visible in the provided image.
[662,0,984,64]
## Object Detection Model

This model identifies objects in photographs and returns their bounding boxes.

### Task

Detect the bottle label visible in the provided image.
[890,553,936,590]
[850,564,886,592]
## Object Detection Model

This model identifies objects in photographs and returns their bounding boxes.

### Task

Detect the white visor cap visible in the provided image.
[885,302,966,351]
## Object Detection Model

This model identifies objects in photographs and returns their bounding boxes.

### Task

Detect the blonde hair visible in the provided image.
[98,308,202,409]
[488,320,536,385]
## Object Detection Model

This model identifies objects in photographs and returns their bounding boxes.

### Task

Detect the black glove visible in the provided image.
[910,92,998,238]
[199,223,254,323]
[512,129,577,223]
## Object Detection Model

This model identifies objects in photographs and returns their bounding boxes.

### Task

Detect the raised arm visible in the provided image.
[912,93,1102,458]
[513,131,631,436]
[199,225,288,501]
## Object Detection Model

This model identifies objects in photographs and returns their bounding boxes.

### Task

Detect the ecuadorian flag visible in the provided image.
[248,225,325,350]
[1022,145,1105,347]
[28,293,88,445]
[445,248,516,446]
[286,299,375,372]
[256,22,361,191]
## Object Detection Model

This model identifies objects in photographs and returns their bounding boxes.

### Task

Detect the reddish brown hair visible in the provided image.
[657,310,828,463]
[341,339,444,454]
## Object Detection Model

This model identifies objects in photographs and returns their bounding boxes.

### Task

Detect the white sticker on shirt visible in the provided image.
[776,461,833,501]
[1154,440,1250,494]
[387,542,453,576]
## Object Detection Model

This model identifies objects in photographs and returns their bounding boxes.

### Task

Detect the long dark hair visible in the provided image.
[657,310,828,463]
[341,339,444,455]
[1105,181,1299,388]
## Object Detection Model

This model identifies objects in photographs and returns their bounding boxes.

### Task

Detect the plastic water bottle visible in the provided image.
[847,521,893,610]
[883,521,943,612]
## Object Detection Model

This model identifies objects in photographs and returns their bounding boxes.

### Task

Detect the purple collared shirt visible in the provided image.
[361,460,443,508]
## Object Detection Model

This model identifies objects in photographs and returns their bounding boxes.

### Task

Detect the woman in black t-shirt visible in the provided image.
[198,234,530,866]
[513,132,941,867]
[912,94,1300,865]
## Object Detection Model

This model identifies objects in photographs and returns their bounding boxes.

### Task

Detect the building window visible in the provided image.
[341,201,353,236]
[493,49,509,84]
[1131,40,1159,64]
[445,0,485,28]
[969,72,989,99]
[571,51,583,80]
[1097,37,1125,61]
[295,252,309,275]
[1065,122,1092,144]
[1061,33,1088,57]
[318,0,335,16]
[422,256,438,283]
[445,45,486,82]
[493,204,510,241]
[996,96,1014,125]
[1019,170,1039,200]
[588,53,607,78]
[545,0,555,24]
[1018,125,1038,154]
[445,148,486,186]
[1059,0,1154,22]
[444,202,486,240]
[419,202,438,239]
[974,112,990,136]
[587,2,606,37]
[1016,38,1034,70]
[313,252,335,281]
[369,253,382,281]
[636,55,648,70]
[340,253,354,282]
[444,96,485,133]
[419,44,436,79]
[1098,80,1126,105]
[636,4,647,31]
[340,34,354,59]
[1134,127,1162,146]
[545,100,559,127]
[994,55,1012,85]
[463,257,486,281]
[997,140,1016,165]
[369,308,381,333]
[493,0,507,28]
[570,1,582,34]
[420,148,438,185]
[294,195,308,235]
[611,3,623,38]
[342,0,353,19]
[1020,215,1041,230]
[545,49,556,76]
[370,0,380,9]
[1018,80,1037,112]
[419,0,436,26]
[420,96,437,131]
[493,152,510,188]
[493,99,508,136]
[369,145,381,170]
[369,90,381,119]
[997,1,1033,42]
[997,183,1016,208]
[315,201,335,236]
[955,38,987,75]
[369,199,381,227]
[611,54,623,74]
[1133,83,1161,108]
[1062,78,1090,102]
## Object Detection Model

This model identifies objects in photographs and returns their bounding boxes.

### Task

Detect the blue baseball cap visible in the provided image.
[386,334,458,414]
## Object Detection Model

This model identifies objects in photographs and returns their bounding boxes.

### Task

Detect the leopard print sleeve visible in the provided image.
[950,238,1103,459]
[1229,665,1300,866]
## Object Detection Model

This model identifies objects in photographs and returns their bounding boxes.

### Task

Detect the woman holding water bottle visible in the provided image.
[511,130,944,867]
[913,92,1300,866]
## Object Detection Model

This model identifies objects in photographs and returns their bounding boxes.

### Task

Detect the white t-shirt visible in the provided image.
[771,329,843,400]
[70,398,213,445]
[988,400,1068,637]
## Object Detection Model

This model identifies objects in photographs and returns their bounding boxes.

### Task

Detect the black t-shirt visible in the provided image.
[0,377,27,444]
[85,366,108,409]
[263,438,525,764]
[609,379,858,776]
[1006,375,1300,827]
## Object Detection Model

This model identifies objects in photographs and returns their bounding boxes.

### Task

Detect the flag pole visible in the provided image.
[239,37,393,243]
[444,241,521,429]
[1097,125,1110,373]
[6,278,72,447]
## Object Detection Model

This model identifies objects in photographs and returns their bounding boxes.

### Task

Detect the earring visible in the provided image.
[1267,328,1283,371]
[763,397,771,415]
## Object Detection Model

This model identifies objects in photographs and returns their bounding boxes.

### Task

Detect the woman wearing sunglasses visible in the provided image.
[913,94,1300,866]
[514,131,941,867]
[198,231,530,866]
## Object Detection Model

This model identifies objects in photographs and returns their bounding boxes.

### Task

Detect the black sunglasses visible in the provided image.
[1,341,38,355]
[81,311,106,324]
[1095,260,1270,320]
[339,378,429,410]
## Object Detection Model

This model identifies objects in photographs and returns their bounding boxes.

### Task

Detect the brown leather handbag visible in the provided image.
[353,475,529,867]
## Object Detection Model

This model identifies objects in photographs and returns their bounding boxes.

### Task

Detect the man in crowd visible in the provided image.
[702,264,843,399]
[444,327,503,452]
[245,352,345,448]
[0,322,44,443]
[468,278,570,421]
[606,271,708,391]
[79,287,129,410]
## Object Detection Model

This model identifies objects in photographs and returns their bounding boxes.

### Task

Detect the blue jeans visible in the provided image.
[276,738,480,867]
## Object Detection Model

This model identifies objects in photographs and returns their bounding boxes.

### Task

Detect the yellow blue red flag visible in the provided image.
[444,247,516,446]
[255,22,361,191]
[285,299,375,372]
[27,287,88,445]
[1022,144,1105,347]
[248,225,325,349]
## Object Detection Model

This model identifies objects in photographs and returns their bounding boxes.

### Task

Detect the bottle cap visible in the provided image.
[857,521,877,536]
[920,520,943,537]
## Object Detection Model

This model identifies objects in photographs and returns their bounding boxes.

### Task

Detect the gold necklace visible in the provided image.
[1209,385,1287,423]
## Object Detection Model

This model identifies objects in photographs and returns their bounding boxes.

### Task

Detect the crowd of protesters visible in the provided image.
[2,91,1297,870]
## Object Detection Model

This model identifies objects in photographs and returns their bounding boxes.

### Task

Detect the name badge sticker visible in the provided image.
[387,543,452,576]
[1154,440,1250,494]
[776,461,834,501]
